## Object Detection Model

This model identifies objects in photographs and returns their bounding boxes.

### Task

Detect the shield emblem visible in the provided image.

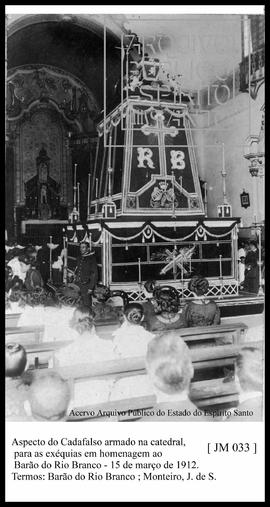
[143,59,160,81]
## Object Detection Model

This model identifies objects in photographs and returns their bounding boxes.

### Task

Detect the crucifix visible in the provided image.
[141,111,178,138]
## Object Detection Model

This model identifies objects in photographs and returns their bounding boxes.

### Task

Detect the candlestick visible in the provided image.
[221,143,228,205]
[222,142,225,173]
[179,176,183,192]
[108,161,113,201]
[108,132,112,169]
[219,254,223,278]
[189,257,192,273]
[49,235,53,282]
[138,258,141,284]
[74,164,77,188]
[171,170,176,218]
[87,173,91,218]
[257,227,264,295]
[63,236,68,284]
[204,182,208,216]
[96,178,98,199]
[77,182,80,217]
[173,248,177,279]
[89,232,92,252]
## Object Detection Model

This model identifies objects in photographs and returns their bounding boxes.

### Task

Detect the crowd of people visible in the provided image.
[6,330,263,422]
[5,238,264,422]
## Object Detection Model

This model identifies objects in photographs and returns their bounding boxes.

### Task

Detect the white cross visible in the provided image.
[141,122,178,137]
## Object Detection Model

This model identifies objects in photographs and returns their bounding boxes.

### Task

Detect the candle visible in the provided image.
[63,237,68,284]
[171,170,176,217]
[204,182,208,217]
[87,173,91,217]
[96,178,98,199]
[89,232,92,252]
[173,249,176,279]
[138,258,141,284]
[189,257,191,273]
[77,182,80,214]
[74,164,77,188]
[49,236,53,282]
[179,176,183,192]
[219,254,223,278]
[108,132,112,169]
[258,227,262,293]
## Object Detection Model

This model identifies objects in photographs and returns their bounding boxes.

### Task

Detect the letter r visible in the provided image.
[137,147,155,169]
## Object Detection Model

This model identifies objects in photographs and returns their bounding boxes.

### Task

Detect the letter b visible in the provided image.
[170,150,185,170]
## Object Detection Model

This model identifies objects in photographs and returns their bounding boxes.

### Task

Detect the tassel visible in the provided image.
[142,236,145,243]
[195,234,198,241]
[125,243,129,251]
[152,235,155,243]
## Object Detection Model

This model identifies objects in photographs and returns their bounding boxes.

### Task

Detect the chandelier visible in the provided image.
[244,106,265,178]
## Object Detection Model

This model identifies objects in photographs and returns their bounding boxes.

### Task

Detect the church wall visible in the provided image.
[193,84,264,227]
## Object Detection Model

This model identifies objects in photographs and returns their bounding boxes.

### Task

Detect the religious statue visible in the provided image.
[25,146,60,220]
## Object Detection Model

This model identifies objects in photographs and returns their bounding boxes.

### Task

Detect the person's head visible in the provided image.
[146,334,194,395]
[93,283,110,303]
[70,305,96,334]
[124,302,144,325]
[8,289,28,307]
[152,286,180,315]
[236,346,263,393]
[144,280,157,294]
[6,343,27,378]
[6,238,17,248]
[25,287,55,307]
[80,241,90,255]
[249,241,258,252]
[188,276,209,297]
[18,254,32,273]
[25,246,37,261]
[26,372,71,421]
[240,256,245,264]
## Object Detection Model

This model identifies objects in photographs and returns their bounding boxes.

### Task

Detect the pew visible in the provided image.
[5,325,44,345]
[27,342,252,420]
[5,313,21,328]
[7,320,248,374]
[64,377,240,422]
[176,322,248,346]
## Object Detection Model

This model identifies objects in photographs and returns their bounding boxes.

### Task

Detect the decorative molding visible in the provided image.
[7,65,99,127]
[239,47,265,100]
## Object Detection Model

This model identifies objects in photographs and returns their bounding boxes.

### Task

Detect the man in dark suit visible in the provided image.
[75,241,98,306]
